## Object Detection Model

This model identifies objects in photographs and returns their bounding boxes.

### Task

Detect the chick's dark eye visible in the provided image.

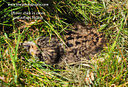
[31,45,34,48]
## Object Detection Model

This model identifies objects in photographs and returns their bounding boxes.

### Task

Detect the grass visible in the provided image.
[0,0,128,86]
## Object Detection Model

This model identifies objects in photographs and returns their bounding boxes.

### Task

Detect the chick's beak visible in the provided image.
[23,45,30,52]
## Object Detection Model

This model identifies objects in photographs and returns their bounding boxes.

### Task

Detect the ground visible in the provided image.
[0,0,127,86]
